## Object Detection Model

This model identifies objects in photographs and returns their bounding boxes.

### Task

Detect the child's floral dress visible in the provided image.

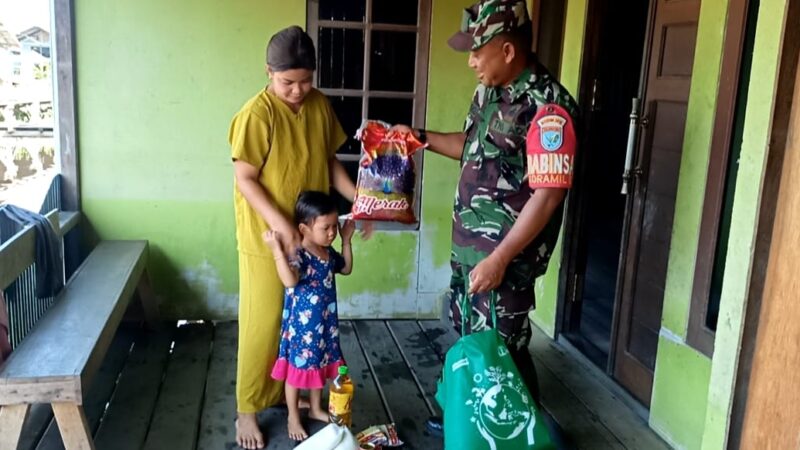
[271,247,345,389]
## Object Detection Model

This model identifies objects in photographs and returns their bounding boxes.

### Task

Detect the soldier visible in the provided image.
[394,0,578,434]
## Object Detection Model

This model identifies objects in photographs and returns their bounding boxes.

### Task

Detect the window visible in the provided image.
[308,0,431,225]
[0,0,59,211]
[688,0,758,357]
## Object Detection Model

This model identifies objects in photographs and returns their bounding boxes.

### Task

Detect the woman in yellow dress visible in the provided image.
[228,26,368,449]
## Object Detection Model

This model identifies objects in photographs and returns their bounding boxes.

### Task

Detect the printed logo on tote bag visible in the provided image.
[453,346,538,450]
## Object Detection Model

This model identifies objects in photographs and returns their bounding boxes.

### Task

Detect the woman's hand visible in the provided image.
[269,218,302,257]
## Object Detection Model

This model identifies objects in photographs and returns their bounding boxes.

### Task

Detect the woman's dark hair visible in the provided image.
[295,191,338,226]
[266,26,317,71]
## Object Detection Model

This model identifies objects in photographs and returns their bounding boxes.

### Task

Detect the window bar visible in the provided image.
[362,0,374,120]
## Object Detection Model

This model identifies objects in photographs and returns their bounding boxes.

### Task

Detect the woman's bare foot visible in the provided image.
[235,413,265,449]
[308,407,330,423]
[287,413,308,441]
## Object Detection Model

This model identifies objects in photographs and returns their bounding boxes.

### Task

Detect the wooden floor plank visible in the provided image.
[531,327,670,450]
[94,324,175,450]
[418,318,458,362]
[142,322,213,450]
[354,321,442,450]
[535,354,624,450]
[338,321,390,430]
[16,319,670,449]
[36,326,137,450]
[386,321,442,416]
[197,321,238,450]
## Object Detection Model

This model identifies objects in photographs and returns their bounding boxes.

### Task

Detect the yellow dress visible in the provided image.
[229,87,346,413]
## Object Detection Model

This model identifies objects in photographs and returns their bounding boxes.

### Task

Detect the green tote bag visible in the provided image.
[435,286,556,450]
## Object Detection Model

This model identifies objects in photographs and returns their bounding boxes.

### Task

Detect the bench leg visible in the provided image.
[0,404,30,450]
[137,271,160,328]
[52,403,95,450]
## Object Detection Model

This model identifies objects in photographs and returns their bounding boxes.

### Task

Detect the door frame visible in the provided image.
[555,0,606,342]
[727,0,800,445]
[555,0,658,376]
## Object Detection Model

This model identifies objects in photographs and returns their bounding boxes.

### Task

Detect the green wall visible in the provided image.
[529,0,587,336]
[418,0,475,310]
[532,0,788,447]
[701,0,789,447]
[648,0,728,446]
[76,0,303,318]
[75,0,474,319]
[647,0,790,448]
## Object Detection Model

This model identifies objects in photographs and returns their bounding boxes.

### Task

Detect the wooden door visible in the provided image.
[739,51,800,450]
[612,0,701,406]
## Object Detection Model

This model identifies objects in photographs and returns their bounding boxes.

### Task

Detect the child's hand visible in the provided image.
[262,230,283,252]
[340,219,356,242]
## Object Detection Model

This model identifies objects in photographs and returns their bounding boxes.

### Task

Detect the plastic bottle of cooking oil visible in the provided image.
[328,365,354,427]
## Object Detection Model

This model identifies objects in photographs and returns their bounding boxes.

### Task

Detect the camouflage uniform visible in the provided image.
[447,0,579,354]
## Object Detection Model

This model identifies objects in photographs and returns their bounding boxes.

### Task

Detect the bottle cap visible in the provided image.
[338,365,349,375]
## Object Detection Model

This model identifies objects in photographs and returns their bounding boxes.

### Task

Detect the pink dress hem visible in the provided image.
[271,358,344,389]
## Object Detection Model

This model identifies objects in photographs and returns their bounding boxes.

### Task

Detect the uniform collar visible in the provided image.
[501,60,546,103]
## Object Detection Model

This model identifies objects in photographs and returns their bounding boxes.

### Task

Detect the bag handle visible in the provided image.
[461,275,498,336]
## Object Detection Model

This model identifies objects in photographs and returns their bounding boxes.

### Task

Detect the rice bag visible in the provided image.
[352,120,425,223]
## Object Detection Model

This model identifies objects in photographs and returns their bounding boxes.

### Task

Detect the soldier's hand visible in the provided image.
[468,254,508,294]
[389,124,417,136]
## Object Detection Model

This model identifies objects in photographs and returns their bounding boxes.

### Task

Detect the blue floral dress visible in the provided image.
[271,247,345,389]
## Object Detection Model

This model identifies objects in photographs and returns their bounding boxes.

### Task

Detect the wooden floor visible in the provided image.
[12,318,670,450]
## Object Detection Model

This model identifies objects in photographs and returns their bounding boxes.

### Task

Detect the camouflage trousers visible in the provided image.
[448,259,536,352]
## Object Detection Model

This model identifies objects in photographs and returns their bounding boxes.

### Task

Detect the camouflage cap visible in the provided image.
[448,0,531,52]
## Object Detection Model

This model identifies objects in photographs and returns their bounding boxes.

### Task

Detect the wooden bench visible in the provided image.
[0,239,157,450]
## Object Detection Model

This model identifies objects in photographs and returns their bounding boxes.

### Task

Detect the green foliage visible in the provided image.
[13,147,32,161]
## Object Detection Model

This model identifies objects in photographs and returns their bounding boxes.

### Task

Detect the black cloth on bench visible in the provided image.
[0,204,64,298]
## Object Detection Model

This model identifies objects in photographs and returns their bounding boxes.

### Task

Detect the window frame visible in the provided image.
[307,0,432,230]
[52,0,80,212]
[687,0,751,357]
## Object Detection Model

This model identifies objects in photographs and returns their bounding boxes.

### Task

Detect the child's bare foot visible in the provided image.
[235,413,265,449]
[308,407,330,423]
[287,413,308,441]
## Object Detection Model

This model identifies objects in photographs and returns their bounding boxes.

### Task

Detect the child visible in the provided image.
[265,191,355,441]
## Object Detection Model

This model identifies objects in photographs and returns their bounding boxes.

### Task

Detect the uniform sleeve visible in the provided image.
[526,103,577,189]
[325,98,348,158]
[229,110,271,169]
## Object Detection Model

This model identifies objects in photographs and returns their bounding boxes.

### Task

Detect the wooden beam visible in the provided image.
[59,211,81,235]
[52,0,80,211]
[0,404,30,450]
[51,403,95,450]
[0,210,60,291]
[136,271,160,327]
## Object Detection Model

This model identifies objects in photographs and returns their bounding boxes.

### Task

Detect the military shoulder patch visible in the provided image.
[526,104,577,189]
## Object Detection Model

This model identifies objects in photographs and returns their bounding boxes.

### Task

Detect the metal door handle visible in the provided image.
[621,98,641,195]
